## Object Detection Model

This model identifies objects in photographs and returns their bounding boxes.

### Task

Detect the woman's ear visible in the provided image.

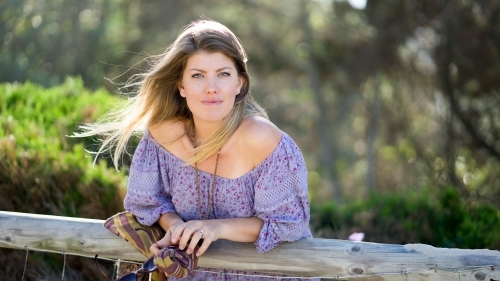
[236,76,245,95]
[178,82,185,97]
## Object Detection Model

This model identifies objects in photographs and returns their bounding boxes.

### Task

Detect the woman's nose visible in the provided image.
[206,75,218,94]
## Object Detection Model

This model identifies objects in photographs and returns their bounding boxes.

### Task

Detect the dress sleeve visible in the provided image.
[253,134,312,253]
[124,133,176,226]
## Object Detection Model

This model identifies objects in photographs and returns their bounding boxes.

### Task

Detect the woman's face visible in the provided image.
[179,51,244,126]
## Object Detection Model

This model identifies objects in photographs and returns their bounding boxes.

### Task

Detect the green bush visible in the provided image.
[0,78,126,280]
[311,187,500,250]
[0,77,126,217]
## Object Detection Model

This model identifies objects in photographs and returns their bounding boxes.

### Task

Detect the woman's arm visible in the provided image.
[215,216,265,242]
[152,215,264,257]
[157,212,185,231]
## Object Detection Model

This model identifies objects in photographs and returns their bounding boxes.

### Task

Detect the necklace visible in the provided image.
[194,150,220,220]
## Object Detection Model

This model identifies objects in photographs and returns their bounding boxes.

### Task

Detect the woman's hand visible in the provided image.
[149,227,174,256]
[170,219,222,257]
[153,215,263,258]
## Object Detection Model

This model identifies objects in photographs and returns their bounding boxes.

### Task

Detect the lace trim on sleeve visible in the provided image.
[124,133,176,225]
[253,134,311,252]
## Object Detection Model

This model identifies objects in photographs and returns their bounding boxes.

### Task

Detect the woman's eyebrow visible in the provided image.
[188,66,233,72]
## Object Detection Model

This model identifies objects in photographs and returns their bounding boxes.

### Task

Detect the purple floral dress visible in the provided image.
[124,130,315,280]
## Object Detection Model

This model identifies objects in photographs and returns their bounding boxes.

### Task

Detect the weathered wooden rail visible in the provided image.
[0,211,499,280]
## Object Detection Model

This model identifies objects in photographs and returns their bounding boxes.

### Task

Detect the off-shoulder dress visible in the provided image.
[124,130,314,281]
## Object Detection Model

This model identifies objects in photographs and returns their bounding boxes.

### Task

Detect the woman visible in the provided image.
[81,19,313,280]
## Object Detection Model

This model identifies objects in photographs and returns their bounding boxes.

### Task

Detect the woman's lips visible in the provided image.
[202,100,222,105]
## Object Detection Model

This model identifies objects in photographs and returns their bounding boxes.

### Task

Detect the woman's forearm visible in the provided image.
[158,212,185,231]
[216,216,264,242]
[154,214,264,257]
[159,213,264,243]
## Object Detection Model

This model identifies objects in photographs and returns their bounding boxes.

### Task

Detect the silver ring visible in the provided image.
[198,229,204,234]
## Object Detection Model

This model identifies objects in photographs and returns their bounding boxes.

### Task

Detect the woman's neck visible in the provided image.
[192,120,222,147]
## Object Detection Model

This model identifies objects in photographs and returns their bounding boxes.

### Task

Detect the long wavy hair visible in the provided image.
[76,19,268,168]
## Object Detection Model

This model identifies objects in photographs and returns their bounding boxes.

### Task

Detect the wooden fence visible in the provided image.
[1,211,499,280]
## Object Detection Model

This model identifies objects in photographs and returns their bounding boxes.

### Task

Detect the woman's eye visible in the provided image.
[192,73,202,78]
[219,72,230,77]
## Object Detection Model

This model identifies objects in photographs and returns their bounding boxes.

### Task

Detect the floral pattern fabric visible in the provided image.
[124,130,315,281]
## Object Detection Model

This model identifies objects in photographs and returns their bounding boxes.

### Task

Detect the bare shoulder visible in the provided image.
[148,119,186,147]
[237,116,282,166]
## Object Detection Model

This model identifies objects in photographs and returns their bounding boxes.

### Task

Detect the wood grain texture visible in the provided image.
[1,211,499,280]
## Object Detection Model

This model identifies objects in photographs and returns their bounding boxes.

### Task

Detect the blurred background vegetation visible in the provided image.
[1,0,500,279]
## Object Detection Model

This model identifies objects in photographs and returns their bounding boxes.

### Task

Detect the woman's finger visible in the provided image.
[169,222,189,244]
[150,231,172,255]
[195,235,212,257]
[178,224,198,250]
[150,243,160,255]
[186,229,204,255]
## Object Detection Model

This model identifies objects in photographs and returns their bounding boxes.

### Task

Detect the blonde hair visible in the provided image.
[76,19,267,168]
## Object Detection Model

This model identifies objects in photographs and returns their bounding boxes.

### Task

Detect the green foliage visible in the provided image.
[2,0,500,276]
[1,77,114,152]
[2,0,500,206]
[312,187,500,250]
[0,78,124,280]
[0,77,125,217]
